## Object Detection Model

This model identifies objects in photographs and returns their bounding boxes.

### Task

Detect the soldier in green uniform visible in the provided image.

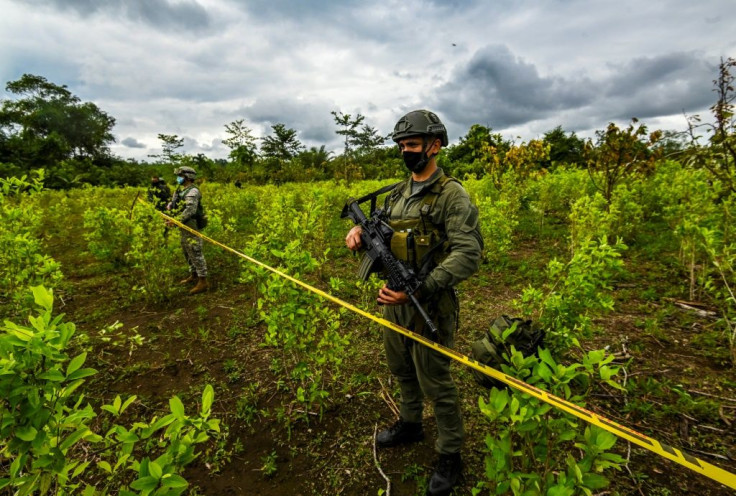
[168,166,209,295]
[346,110,483,496]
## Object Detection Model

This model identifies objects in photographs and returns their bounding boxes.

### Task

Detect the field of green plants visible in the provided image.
[2,155,735,495]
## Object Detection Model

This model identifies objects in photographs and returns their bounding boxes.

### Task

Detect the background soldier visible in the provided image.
[169,166,209,295]
[346,110,483,496]
[146,176,171,212]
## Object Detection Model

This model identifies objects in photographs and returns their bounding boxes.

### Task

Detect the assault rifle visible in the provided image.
[341,196,439,338]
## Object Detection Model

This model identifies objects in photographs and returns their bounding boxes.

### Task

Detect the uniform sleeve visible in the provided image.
[419,184,483,295]
[179,188,200,223]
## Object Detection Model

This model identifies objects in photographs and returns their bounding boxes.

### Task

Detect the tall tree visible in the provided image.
[584,119,661,204]
[151,133,184,165]
[0,74,115,168]
[354,124,387,154]
[686,57,736,194]
[542,126,585,167]
[260,123,303,160]
[331,111,364,168]
[222,119,258,171]
[297,145,333,178]
[446,124,508,164]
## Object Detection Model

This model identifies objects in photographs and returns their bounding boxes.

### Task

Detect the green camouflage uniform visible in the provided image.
[383,167,483,455]
[173,186,208,278]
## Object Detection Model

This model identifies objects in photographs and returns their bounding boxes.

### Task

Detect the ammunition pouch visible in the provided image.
[388,218,446,276]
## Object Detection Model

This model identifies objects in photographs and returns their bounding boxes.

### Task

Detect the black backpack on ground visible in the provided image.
[470,315,545,389]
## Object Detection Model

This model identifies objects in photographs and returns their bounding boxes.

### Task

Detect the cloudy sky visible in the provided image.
[2,0,734,161]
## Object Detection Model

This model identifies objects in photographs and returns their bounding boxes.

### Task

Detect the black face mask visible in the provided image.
[402,150,429,173]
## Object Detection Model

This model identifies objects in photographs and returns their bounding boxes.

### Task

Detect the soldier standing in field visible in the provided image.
[345,110,483,496]
[168,166,209,295]
[147,176,171,212]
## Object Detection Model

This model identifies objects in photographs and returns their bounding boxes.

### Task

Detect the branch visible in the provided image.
[373,424,391,496]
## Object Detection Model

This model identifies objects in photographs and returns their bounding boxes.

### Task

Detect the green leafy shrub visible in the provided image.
[240,191,351,427]
[517,237,626,353]
[474,348,624,496]
[0,171,63,314]
[0,286,220,494]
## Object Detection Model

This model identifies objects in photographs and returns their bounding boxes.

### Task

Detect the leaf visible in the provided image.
[17,473,41,496]
[71,461,90,479]
[31,286,53,312]
[39,473,53,495]
[16,426,38,442]
[3,322,34,342]
[594,430,617,451]
[501,321,518,341]
[130,476,158,491]
[98,461,112,473]
[582,473,610,490]
[201,384,214,416]
[547,484,575,496]
[169,396,185,418]
[66,368,97,381]
[538,348,556,368]
[60,427,89,450]
[121,395,137,414]
[492,389,509,413]
[146,414,176,436]
[270,249,284,258]
[558,429,577,442]
[37,369,65,382]
[148,461,163,480]
[160,474,188,489]
[101,405,119,416]
[66,353,87,377]
[509,396,520,416]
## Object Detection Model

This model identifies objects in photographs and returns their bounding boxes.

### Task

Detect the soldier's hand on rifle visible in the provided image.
[345,226,363,251]
[377,284,410,306]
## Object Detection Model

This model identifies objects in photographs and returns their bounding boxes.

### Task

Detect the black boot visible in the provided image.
[426,453,462,496]
[376,419,424,448]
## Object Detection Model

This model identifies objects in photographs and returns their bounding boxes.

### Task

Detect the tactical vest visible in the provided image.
[384,175,458,278]
[171,186,207,229]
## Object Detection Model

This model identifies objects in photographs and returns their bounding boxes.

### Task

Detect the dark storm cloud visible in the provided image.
[14,0,211,31]
[434,45,718,135]
[602,53,716,121]
[121,137,146,148]
[434,45,595,130]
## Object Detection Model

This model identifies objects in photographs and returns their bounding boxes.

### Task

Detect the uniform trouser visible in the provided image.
[180,228,208,278]
[383,290,463,455]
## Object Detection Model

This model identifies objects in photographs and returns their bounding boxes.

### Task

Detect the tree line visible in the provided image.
[1,66,727,191]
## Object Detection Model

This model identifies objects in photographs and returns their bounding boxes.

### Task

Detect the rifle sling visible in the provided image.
[352,181,402,215]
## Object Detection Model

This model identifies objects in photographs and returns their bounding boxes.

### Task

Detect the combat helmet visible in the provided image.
[391,110,449,147]
[174,166,197,179]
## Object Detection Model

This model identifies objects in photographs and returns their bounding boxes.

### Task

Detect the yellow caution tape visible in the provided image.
[144,199,736,491]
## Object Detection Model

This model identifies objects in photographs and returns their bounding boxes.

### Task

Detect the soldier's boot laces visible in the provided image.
[376,419,424,448]
[189,277,209,295]
[179,274,197,285]
[427,453,462,496]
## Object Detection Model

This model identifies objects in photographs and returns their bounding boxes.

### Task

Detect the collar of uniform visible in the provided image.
[407,167,445,198]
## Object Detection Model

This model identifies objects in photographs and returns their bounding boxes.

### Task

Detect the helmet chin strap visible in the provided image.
[413,136,438,173]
